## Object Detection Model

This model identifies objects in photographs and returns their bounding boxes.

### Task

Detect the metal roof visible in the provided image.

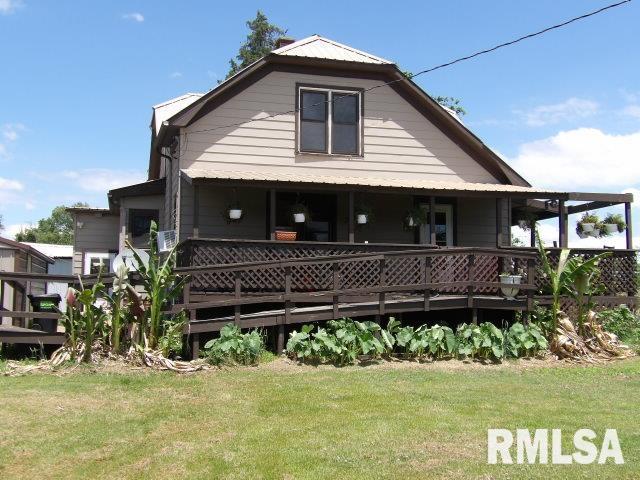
[181,168,560,196]
[272,35,393,65]
[22,242,73,259]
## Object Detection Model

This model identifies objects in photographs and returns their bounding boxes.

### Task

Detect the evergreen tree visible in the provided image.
[226,11,286,79]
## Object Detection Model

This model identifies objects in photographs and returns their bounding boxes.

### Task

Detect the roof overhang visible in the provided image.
[150,54,531,187]
[108,178,166,209]
[181,168,557,200]
[0,237,54,264]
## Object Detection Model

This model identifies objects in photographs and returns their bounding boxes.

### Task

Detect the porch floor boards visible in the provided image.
[186,294,527,334]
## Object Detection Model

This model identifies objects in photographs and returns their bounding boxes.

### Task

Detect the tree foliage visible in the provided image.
[401,71,466,115]
[226,10,286,79]
[15,202,88,244]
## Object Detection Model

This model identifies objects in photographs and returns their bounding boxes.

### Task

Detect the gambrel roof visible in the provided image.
[149,35,530,187]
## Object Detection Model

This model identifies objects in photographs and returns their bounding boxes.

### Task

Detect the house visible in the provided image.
[0,237,53,326]
[68,35,635,354]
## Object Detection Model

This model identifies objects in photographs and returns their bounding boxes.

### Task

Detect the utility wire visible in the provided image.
[185,0,631,137]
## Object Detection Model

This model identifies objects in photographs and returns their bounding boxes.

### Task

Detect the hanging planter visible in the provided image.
[602,213,626,234]
[355,203,374,226]
[225,202,244,223]
[576,212,600,237]
[403,206,428,230]
[290,203,310,224]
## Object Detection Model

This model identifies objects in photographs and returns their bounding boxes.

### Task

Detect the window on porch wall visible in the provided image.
[418,204,453,247]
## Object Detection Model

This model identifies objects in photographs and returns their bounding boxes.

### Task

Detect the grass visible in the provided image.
[1,358,639,479]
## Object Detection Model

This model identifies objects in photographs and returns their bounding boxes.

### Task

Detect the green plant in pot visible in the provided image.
[576,212,600,238]
[404,206,427,229]
[602,213,626,235]
[291,203,310,224]
[355,203,374,225]
[499,258,523,300]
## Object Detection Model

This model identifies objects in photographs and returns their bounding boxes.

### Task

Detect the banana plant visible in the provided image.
[127,221,188,350]
[536,229,610,332]
[106,264,130,353]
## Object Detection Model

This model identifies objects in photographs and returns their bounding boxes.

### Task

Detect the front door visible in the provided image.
[419,204,453,246]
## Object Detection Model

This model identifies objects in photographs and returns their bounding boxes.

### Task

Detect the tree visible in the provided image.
[225,10,286,79]
[15,202,88,244]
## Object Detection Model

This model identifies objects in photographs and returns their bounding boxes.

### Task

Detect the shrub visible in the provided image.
[456,322,504,361]
[204,324,265,365]
[599,306,640,346]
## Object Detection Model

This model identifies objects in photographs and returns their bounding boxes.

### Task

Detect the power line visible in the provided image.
[185,0,631,137]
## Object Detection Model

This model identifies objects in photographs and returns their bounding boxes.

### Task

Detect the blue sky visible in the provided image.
[1,0,638,246]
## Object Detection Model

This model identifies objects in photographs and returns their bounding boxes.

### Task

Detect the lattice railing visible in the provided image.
[534,249,637,296]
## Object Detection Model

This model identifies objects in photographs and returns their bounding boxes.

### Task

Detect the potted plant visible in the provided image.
[227,202,243,221]
[499,259,522,300]
[516,212,536,231]
[355,203,374,225]
[576,212,599,235]
[602,213,626,234]
[404,206,428,229]
[291,203,310,224]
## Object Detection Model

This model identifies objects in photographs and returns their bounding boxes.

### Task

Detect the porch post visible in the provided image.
[348,191,355,243]
[192,184,200,238]
[429,196,436,245]
[496,198,504,247]
[625,201,633,249]
[269,189,276,240]
[530,220,536,247]
[558,199,566,248]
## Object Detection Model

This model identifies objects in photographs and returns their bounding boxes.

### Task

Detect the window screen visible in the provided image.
[300,90,327,152]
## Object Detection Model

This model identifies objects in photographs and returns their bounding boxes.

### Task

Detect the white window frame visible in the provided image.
[418,204,453,246]
[297,86,362,156]
[83,252,115,275]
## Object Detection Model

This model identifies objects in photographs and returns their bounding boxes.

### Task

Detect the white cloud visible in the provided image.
[0,176,23,191]
[0,0,23,15]
[61,168,146,192]
[509,128,640,189]
[517,98,599,127]
[169,71,183,79]
[2,123,25,142]
[621,105,640,118]
[122,12,144,22]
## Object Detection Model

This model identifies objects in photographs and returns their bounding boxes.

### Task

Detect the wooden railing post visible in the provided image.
[379,258,387,316]
[526,257,536,318]
[332,262,340,319]
[467,254,475,308]
[424,256,432,311]
[280,266,292,354]
[234,271,241,325]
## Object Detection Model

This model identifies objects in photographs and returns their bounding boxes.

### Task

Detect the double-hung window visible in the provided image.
[298,86,361,155]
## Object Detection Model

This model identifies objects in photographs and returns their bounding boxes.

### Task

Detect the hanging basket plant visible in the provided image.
[516,212,536,231]
[602,213,626,235]
[576,212,601,237]
[355,203,374,225]
[404,206,428,230]
[290,202,311,224]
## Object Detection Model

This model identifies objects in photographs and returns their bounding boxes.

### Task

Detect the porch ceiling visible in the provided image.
[181,168,564,199]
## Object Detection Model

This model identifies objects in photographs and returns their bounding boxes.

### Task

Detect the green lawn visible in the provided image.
[1,358,639,479]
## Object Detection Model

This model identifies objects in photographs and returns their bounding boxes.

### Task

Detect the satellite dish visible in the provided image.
[113,248,150,272]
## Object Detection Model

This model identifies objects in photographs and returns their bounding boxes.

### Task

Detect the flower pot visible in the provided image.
[577,230,589,239]
[275,230,297,241]
[293,213,306,223]
[590,228,601,238]
[518,220,529,230]
[356,214,368,225]
[407,217,415,227]
[228,208,242,220]
[603,223,618,234]
[499,274,522,300]
[580,223,595,233]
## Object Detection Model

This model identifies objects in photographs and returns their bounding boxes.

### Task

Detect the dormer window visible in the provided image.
[297,86,362,156]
